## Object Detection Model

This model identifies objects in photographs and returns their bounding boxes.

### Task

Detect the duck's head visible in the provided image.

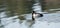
[33,11,36,13]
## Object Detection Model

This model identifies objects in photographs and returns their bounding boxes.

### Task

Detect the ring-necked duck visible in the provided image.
[32,11,43,21]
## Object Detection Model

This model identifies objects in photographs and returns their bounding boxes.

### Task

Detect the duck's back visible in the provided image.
[40,14,43,17]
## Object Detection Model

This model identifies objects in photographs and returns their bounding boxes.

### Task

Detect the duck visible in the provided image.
[32,11,43,21]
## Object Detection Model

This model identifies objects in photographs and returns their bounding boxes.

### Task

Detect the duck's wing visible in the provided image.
[40,14,43,17]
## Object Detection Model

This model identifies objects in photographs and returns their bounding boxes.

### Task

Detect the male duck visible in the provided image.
[32,11,43,21]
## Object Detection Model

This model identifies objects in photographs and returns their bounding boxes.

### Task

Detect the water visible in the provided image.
[0,0,60,28]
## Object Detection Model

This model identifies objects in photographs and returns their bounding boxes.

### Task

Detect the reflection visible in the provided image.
[18,15,25,20]
[0,0,34,28]
[6,0,33,20]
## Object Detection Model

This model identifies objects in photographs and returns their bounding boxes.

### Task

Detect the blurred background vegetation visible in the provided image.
[42,0,60,12]
[0,0,60,14]
[0,0,34,16]
[0,0,60,19]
